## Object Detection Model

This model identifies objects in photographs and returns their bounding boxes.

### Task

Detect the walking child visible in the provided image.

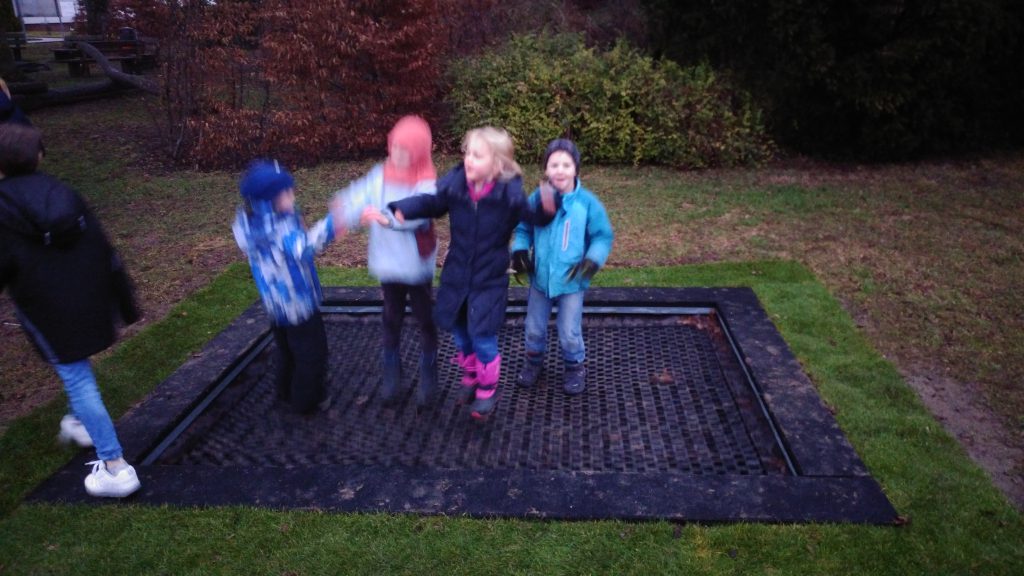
[389,126,558,419]
[332,115,440,407]
[511,138,613,394]
[0,124,141,497]
[233,159,340,414]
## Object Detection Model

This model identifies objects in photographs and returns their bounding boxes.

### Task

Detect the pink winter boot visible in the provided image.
[451,352,478,405]
[471,354,502,420]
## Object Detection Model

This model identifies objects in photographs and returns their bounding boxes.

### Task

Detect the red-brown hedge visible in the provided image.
[114,0,449,168]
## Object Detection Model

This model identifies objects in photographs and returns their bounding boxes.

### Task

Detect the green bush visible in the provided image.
[446,33,772,168]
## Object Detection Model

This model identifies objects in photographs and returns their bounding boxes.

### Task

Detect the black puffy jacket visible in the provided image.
[0,172,139,363]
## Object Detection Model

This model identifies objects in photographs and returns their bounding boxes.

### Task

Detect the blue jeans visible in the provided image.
[54,360,123,461]
[524,286,585,363]
[451,322,499,364]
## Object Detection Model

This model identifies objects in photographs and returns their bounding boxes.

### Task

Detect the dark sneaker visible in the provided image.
[563,362,587,395]
[517,359,543,388]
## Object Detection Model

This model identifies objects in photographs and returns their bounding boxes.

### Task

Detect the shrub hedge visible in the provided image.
[446,33,772,168]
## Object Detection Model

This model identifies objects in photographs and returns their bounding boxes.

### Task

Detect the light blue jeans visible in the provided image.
[524,286,585,363]
[55,360,123,461]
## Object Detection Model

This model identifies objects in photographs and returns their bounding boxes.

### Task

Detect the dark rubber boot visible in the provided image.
[380,348,402,404]
[563,360,587,395]
[471,355,502,420]
[415,351,438,408]
[517,352,543,388]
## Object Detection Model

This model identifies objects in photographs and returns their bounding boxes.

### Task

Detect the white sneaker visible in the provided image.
[58,414,94,448]
[84,460,141,498]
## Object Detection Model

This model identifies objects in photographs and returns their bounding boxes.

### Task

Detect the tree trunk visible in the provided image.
[75,41,158,94]
[13,42,156,111]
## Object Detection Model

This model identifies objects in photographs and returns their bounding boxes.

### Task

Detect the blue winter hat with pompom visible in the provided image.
[239,159,294,201]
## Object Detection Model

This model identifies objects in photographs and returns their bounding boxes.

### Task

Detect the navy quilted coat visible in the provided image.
[389,163,556,340]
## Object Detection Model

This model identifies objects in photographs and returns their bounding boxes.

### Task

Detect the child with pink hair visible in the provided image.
[333,116,440,407]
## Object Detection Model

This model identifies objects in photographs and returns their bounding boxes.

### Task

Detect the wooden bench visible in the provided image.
[52,38,157,77]
[5,32,27,61]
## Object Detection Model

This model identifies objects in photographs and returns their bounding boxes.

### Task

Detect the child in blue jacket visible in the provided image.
[232,160,339,414]
[389,127,557,420]
[511,139,613,395]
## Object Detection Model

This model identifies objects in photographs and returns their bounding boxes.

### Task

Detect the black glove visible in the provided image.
[511,250,533,274]
[566,258,599,282]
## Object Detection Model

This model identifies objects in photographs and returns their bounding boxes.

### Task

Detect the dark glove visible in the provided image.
[511,250,533,275]
[511,250,533,285]
[566,258,599,282]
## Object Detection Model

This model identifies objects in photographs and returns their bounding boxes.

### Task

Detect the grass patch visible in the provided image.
[0,261,1020,574]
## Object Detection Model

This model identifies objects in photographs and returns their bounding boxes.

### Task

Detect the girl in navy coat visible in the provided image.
[390,127,556,419]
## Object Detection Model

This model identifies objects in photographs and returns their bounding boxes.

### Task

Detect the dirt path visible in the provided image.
[906,368,1024,509]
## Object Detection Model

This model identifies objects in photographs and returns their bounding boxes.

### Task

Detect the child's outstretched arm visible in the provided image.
[331,167,383,231]
[283,212,336,262]
[376,179,438,231]
[515,179,561,226]
[388,184,447,224]
[510,181,549,283]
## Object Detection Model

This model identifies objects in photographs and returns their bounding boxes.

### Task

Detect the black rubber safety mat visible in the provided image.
[30,287,898,524]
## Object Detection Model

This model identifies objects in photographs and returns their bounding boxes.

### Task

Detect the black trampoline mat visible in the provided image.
[30,287,897,524]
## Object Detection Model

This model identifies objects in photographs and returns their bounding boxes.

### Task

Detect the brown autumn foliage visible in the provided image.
[105,0,649,168]
[107,0,448,168]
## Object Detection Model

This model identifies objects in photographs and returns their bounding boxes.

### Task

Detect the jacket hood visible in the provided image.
[0,172,88,246]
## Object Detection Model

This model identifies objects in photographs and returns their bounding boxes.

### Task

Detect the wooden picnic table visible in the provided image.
[51,37,157,77]
[5,32,27,60]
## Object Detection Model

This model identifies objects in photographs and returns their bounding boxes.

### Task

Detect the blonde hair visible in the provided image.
[462,126,522,181]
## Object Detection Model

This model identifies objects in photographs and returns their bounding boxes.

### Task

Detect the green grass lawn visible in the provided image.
[0,262,1020,575]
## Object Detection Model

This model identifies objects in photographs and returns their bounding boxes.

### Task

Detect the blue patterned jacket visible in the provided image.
[232,200,335,326]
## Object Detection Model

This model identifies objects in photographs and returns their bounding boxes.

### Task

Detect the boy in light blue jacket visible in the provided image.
[511,139,614,395]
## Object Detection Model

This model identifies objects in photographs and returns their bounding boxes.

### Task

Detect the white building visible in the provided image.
[11,0,79,29]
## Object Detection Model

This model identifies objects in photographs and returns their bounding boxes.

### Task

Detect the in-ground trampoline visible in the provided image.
[30,287,897,524]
